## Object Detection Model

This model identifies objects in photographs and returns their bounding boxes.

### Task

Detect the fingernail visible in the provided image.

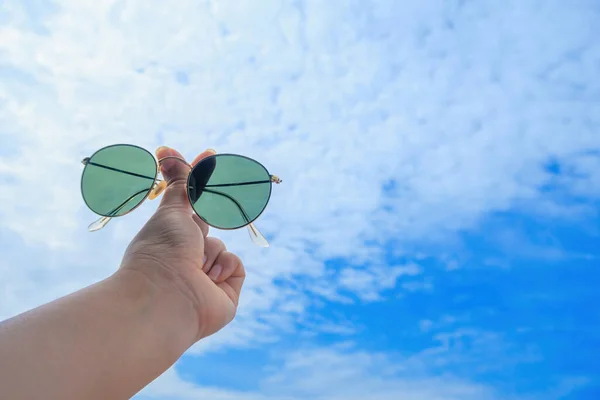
[206,148,216,154]
[208,264,222,280]
[156,146,170,155]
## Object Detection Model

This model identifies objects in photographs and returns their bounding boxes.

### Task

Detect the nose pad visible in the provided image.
[148,180,167,200]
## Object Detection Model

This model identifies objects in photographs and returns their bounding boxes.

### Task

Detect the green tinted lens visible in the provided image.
[188,154,272,229]
[81,144,157,217]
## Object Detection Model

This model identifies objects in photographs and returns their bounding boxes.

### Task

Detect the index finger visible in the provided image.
[189,148,217,236]
[191,148,217,167]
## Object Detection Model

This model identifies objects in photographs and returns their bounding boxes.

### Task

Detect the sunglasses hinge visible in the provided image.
[270,175,282,184]
[81,157,90,165]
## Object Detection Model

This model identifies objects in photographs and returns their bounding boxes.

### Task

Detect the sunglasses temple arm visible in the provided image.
[87,186,158,232]
[204,176,280,247]
[247,175,281,246]
[90,207,269,247]
[88,216,113,231]
[201,188,270,247]
[247,223,269,247]
[89,208,269,247]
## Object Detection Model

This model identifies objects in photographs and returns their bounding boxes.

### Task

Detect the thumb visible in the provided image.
[155,146,192,208]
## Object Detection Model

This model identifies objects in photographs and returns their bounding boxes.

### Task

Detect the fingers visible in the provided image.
[202,237,226,273]
[189,148,215,237]
[191,148,216,167]
[202,237,245,294]
[155,146,190,184]
[192,213,210,237]
[210,251,244,283]
[214,252,245,306]
[154,146,216,209]
[155,146,192,208]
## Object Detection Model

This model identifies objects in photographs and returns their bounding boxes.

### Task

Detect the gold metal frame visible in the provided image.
[81,149,282,247]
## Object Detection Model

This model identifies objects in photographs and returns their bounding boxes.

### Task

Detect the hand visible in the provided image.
[119,146,246,342]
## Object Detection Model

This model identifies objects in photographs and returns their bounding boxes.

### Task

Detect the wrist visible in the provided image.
[109,265,201,356]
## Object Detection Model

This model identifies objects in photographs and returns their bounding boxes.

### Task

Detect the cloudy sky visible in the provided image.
[1,0,599,399]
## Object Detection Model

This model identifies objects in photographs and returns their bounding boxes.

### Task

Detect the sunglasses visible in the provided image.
[80,144,282,247]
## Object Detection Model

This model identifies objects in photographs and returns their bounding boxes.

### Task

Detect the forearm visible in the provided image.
[0,268,198,400]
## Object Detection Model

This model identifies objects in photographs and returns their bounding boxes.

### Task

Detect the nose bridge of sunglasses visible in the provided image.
[148,180,167,200]
[157,155,192,170]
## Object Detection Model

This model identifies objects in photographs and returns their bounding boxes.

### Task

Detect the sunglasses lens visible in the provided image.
[188,154,272,229]
[81,145,157,217]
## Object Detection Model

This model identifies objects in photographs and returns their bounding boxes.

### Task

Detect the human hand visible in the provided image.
[118,146,246,343]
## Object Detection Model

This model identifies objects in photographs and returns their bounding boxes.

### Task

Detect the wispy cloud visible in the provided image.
[0,0,599,398]
[139,345,501,400]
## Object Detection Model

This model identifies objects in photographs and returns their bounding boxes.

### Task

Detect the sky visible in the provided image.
[0,0,599,399]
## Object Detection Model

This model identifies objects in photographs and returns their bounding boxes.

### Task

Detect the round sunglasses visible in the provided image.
[80,144,282,247]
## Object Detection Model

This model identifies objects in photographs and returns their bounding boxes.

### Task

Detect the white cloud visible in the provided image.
[0,0,598,397]
[338,262,422,301]
[136,366,270,400]
[138,345,500,400]
[0,0,597,256]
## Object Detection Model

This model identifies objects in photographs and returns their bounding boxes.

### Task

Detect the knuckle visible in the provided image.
[205,237,226,252]
[166,176,188,187]
[226,252,243,267]
[221,252,245,275]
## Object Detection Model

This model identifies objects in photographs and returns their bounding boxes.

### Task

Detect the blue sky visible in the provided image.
[0,0,599,399]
